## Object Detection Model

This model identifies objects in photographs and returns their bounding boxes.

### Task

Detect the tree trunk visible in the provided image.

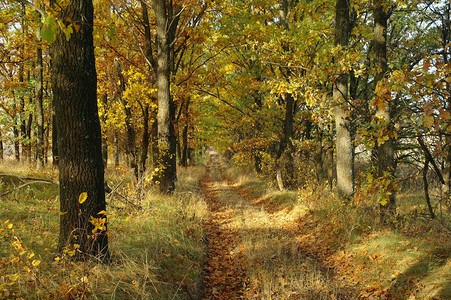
[326,124,334,189]
[13,124,20,161]
[114,130,120,167]
[101,94,108,168]
[181,124,189,167]
[36,35,45,169]
[180,99,190,168]
[139,104,151,177]
[441,3,451,209]
[151,116,159,167]
[153,0,177,193]
[51,0,109,262]
[374,0,396,223]
[334,0,354,198]
[277,93,295,187]
[315,124,324,181]
[0,132,3,160]
[52,112,58,165]
[423,159,435,219]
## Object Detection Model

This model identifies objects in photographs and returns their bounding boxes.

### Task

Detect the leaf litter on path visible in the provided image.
[200,152,357,299]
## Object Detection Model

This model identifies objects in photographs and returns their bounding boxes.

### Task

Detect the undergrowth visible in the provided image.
[225,159,451,299]
[0,161,207,299]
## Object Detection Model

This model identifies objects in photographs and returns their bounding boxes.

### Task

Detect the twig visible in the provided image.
[0,173,57,184]
[0,181,53,198]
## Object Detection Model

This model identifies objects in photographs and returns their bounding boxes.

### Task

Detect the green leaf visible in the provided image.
[41,15,58,43]
[64,24,74,41]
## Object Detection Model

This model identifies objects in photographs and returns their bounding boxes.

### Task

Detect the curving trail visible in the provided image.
[200,151,249,299]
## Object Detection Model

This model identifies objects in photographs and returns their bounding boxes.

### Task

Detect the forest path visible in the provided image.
[200,151,249,299]
[200,151,357,299]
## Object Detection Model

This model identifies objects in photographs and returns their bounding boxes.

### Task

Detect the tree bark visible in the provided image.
[51,0,109,262]
[153,0,178,193]
[374,0,396,223]
[36,34,45,169]
[139,104,151,177]
[0,132,3,160]
[101,94,108,168]
[52,112,58,165]
[334,0,354,198]
[440,3,451,209]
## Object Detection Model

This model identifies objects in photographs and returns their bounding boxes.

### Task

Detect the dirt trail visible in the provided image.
[201,151,356,299]
[201,151,249,299]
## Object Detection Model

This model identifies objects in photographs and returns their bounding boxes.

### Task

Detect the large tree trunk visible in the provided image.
[153,0,177,193]
[51,0,109,262]
[374,0,396,223]
[334,0,354,198]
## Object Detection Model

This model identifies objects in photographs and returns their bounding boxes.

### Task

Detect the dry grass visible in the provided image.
[225,158,451,299]
[0,162,207,299]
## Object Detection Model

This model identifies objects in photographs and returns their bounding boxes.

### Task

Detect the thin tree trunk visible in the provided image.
[374,0,396,223]
[334,0,354,198]
[423,159,435,219]
[0,132,3,160]
[36,32,45,169]
[101,94,108,168]
[52,112,58,165]
[181,124,189,167]
[441,3,451,209]
[139,104,151,177]
[114,130,120,167]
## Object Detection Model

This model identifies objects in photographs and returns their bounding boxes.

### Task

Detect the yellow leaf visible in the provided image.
[32,260,41,267]
[9,274,19,282]
[78,192,88,204]
[58,211,68,215]
[97,210,108,215]
[7,223,13,229]
[11,257,20,263]
[27,253,35,259]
